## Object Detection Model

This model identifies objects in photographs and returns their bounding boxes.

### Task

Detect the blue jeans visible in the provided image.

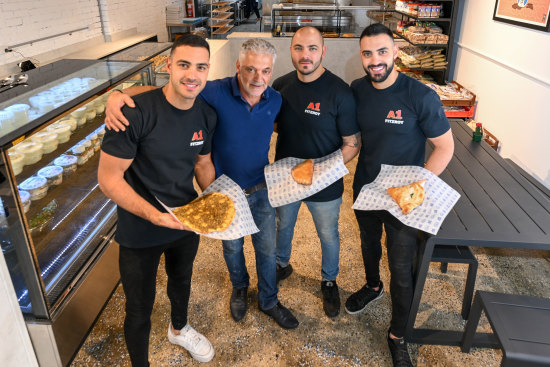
[276,197,342,280]
[222,188,278,310]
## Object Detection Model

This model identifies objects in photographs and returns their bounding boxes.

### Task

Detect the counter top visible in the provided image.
[226,32,273,39]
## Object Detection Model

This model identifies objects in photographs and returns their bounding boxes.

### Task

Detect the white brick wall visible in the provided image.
[1,0,184,75]
[0,0,102,67]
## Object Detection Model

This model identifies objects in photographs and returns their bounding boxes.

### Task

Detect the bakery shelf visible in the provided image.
[212,1,232,6]
[210,19,233,28]
[393,10,451,22]
[393,32,448,48]
[211,12,233,21]
[212,5,232,12]
[212,25,234,34]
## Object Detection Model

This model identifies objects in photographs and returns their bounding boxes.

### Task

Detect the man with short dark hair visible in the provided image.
[346,23,454,366]
[272,26,361,318]
[98,34,216,366]
[104,38,299,330]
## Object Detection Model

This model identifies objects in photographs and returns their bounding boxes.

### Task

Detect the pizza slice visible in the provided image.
[172,192,235,233]
[386,179,427,215]
[291,159,314,185]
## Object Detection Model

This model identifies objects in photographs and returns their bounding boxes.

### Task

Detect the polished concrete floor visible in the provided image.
[72,137,550,366]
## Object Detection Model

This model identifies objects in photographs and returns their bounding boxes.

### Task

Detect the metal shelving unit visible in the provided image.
[368,0,459,84]
[209,1,234,37]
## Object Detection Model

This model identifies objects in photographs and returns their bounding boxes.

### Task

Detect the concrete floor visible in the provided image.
[72,137,550,366]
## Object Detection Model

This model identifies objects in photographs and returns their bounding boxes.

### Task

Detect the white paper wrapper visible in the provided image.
[352,164,460,235]
[157,175,259,240]
[264,150,349,208]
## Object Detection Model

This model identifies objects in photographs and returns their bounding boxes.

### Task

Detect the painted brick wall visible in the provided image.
[0,0,102,67]
[101,0,182,41]
[1,0,183,74]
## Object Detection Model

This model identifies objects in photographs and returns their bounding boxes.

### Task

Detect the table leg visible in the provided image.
[461,260,478,319]
[461,292,484,352]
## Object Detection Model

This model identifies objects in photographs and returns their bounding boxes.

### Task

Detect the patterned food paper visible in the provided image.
[352,164,460,235]
[157,175,259,240]
[264,150,349,208]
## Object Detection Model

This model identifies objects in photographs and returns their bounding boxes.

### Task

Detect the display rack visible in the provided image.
[210,1,235,37]
[368,0,459,84]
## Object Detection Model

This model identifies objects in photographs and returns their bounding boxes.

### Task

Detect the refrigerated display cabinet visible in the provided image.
[0,58,152,366]
[105,42,173,86]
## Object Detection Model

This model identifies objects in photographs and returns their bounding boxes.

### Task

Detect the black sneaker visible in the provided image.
[387,329,413,367]
[321,280,340,317]
[345,282,384,314]
[230,287,247,322]
[276,263,293,283]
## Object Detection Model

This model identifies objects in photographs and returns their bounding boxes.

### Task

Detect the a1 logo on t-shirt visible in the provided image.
[190,129,204,146]
[385,109,403,125]
[304,102,321,116]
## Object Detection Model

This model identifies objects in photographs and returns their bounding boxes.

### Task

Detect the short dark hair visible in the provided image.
[170,34,210,56]
[359,23,394,42]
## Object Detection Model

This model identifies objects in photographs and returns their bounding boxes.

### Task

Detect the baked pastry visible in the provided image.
[291,159,314,185]
[173,192,235,233]
[387,179,426,215]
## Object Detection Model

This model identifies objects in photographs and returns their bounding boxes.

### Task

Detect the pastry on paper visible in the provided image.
[172,192,235,233]
[386,179,426,215]
[291,159,314,185]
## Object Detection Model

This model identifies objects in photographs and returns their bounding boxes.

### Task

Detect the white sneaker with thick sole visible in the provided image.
[168,323,215,363]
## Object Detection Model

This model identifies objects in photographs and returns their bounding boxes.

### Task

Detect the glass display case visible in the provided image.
[0,58,152,366]
[271,3,379,37]
[105,42,173,86]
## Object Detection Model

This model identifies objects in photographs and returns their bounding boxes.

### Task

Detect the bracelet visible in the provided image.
[111,89,124,95]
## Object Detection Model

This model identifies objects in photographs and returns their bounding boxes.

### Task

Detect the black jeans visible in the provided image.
[354,209,418,338]
[244,0,260,19]
[118,233,200,367]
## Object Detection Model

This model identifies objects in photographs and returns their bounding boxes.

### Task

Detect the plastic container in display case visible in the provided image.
[0,58,152,367]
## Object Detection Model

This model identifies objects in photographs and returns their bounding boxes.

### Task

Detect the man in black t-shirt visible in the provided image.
[346,24,454,367]
[98,35,217,366]
[272,26,361,318]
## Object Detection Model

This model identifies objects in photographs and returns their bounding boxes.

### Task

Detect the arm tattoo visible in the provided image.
[342,132,361,148]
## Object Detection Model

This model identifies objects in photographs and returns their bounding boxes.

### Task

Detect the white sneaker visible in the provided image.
[168,323,215,363]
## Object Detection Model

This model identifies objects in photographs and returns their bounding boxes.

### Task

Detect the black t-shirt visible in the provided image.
[351,72,450,194]
[273,70,359,202]
[101,88,217,248]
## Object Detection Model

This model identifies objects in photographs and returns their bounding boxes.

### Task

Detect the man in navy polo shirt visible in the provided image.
[104,39,299,330]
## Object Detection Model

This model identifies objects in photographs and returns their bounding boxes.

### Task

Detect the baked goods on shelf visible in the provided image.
[387,179,426,215]
[173,192,235,233]
[398,46,446,70]
[291,159,314,185]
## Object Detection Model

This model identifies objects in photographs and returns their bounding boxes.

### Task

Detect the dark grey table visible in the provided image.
[405,119,550,347]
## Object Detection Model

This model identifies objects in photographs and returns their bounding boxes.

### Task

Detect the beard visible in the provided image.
[363,60,394,83]
[294,57,323,76]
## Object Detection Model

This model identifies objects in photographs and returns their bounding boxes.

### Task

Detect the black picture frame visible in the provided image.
[493,0,550,32]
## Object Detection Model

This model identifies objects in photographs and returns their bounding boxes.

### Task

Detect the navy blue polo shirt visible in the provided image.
[200,75,282,190]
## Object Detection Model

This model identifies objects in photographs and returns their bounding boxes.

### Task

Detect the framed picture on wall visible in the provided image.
[493,0,550,32]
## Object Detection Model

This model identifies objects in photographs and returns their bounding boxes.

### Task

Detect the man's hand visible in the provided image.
[105,91,135,132]
[104,86,158,131]
[150,212,193,231]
